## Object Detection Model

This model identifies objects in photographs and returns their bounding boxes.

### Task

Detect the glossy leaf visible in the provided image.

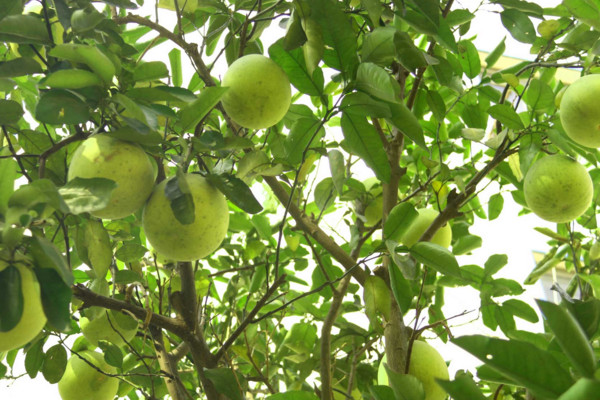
[436,374,487,400]
[500,9,536,44]
[0,15,51,44]
[0,58,42,78]
[28,236,73,286]
[0,265,23,332]
[35,267,72,332]
[41,344,67,384]
[410,242,462,278]
[59,177,116,215]
[206,174,263,214]
[178,86,228,132]
[269,41,324,96]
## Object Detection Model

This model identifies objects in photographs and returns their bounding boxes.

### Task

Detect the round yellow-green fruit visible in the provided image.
[400,208,452,248]
[67,135,155,219]
[378,341,449,400]
[0,260,46,352]
[221,54,291,130]
[58,350,119,400]
[142,174,229,261]
[559,74,600,147]
[80,310,138,348]
[524,155,592,223]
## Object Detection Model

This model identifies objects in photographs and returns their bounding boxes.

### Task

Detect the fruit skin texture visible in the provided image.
[378,341,450,400]
[400,208,452,248]
[0,260,46,352]
[58,350,119,400]
[560,74,600,147]
[221,54,291,130]
[142,174,229,261]
[524,155,592,223]
[67,135,155,219]
[80,309,138,348]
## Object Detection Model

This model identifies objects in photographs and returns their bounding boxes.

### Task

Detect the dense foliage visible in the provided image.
[1,0,600,399]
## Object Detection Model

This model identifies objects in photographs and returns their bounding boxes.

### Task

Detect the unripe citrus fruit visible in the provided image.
[559,74,600,147]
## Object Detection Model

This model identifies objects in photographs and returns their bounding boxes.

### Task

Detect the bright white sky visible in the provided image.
[1,0,570,398]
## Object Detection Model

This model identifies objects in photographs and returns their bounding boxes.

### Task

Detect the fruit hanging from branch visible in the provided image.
[67,135,156,220]
[220,54,291,130]
[524,154,593,223]
[142,174,229,261]
[58,350,120,400]
[559,74,600,148]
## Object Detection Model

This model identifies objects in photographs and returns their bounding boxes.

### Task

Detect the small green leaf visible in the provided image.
[487,193,504,221]
[0,99,23,124]
[410,242,462,278]
[0,15,51,44]
[25,339,45,378]
[204,368,244,400]
[133,61,169,82]
[452,234,482,255]
[452,335,574,399]
[500,9,536,44]
[457,40,481,79]
[71,7,105,32]
[269,41,324,96]
[384,202,418,242]
[536,299,596,378]
[284,117,324,166]
[206,174,262,214]
[35,89,91,125]
[355,62,400,103]
[164,175,195,225]
[59,177,117,215]
[436,374,487,400]
[341,110,391,183]
[41,344,67,384]
[388,261,413,314]
[485,37,506,69]
[0,265,23,332]
[364,275,391,321]
[563,0,600,31]
[77,220,112,279]
[35,267,72,332]
[384,363,425,400]
[98,341,123,369]
[361,27,397,67]
[502,299,538,323]
[523,79,554,113]
[178,86,228,132]
[0,57,42,78]
[558,378,600,400]
[328,150,345,195]
[168,48,182,87]
[115,243,147,264]
[484,254,508,276]
[28,236,73,286]
[488,104,524,130]
[386,102,427,150]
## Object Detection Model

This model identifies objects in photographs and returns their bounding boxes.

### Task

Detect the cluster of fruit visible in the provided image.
[524,74,600,224]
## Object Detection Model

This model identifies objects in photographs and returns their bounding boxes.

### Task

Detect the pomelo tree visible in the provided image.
[1,0,600,399]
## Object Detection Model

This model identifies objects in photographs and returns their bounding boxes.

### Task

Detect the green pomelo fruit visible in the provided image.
[80,309,138,348]
[58,350,119,400]
[378,341,449,400]
[524,155,592,223]
[559,74,600,147]
[221,54,291,130]
[67,135,155,219]
[400,208,452,248]
[142,174,229,261]
[0,260,47,352]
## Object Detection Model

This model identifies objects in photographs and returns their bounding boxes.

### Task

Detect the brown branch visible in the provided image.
[178,262,199,332]
[263,176,367,286]
[39,130,86,179]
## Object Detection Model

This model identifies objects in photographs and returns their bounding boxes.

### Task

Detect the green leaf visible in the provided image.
[133,61,169,82]
[500,9,536,44]
[71,7,105,32]
[204,368,244,400]
[49,44,115,84]
[452,234,482,255]
[388,261,413,314]
[457,40,481,79]
[361,27,397,67]
[0,57,42,78]
[0,99,23,124]
[98,341,123,369]
[487,193,504,221]
[384,363,425,400]
[0,151,18,216]
[59,177,117,215]
[452,335,574,399]
[407,0,439,26]
[25,339,45,378]
[488,104,524,130]
[284,117,324,165]
[394,31,429,72]
[35,89,91,125]
[364,275,391,321]
[35,267,72,332]
[384,202,418,242]
[563,0,600,31]
[386,102,427,150]
[168,48,182,87]
[0,265,23,332]
[206,174,263,214]
[536,299,596,378]
[502,299,538,323]
[305,0,359,81]
[266,392,319,400]
[0,15,51,44]
[558,378,600,400]
[42,69,104,89]
[76,220,112,279]
[178,86,228,132]
[41,344,67,384]
[370,385,396,400]
[269,41,324,96]
[523,79,554,113]
[340,92,391,118]
[28,236,73,286]
[485,37,506,69]
[484,254,508,276]
[436,374,487,400]
[0,0,23,21]
[355,62,400,103]
[114,270,143,284]
[410,242,462,278]
[314,178,335,212]
[164,175,195,225]
[115,243,147,264]
[386,241,417,280]
[341,110,391,183]
[328,150,345,195]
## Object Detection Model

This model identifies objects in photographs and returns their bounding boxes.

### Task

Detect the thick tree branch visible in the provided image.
[150,326,189,400]
[263,176,367,286]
